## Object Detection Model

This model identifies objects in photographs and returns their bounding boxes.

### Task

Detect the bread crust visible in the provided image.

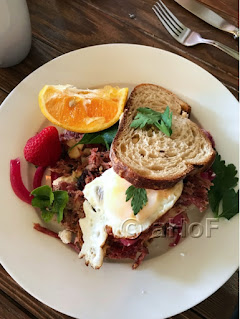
[110,83,215,190]
[128,83,191,115]
[110,147,215,189]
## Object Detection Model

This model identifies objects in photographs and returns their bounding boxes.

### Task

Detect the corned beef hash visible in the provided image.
[10,84,238,270]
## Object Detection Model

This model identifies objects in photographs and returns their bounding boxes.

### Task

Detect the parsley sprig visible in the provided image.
[130,106,172,137]
[69,122,118,152]
[208,154,239,220]
[31,185,69,223]
[126,185,148,215]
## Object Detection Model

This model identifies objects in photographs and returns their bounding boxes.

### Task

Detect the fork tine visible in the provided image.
[156,0,185,30]
[152,5,180,39]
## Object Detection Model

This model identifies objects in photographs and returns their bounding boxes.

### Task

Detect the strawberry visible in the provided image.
[24,126,62,167]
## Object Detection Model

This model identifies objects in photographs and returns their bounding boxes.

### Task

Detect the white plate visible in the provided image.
[0,44,238,319]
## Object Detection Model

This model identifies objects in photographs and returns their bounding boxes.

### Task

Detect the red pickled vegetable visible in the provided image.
[33,223,80,253]
[10,158,33,204]
[33,166,46,189]
[33,223,59,238]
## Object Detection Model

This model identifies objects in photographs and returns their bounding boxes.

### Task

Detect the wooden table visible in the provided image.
[0,0,238,318]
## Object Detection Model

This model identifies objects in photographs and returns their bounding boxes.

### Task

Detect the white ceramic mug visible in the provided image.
[0,0,32,67]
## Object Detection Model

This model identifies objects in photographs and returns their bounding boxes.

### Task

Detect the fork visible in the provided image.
[152,0,239,60]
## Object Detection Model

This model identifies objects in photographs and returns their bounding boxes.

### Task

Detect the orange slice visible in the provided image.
[38,85,128,133]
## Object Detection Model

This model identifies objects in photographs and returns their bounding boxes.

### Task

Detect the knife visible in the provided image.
[174,0,239,38]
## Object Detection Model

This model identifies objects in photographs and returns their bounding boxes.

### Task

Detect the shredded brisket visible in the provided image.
[104,171,212,268]
[51,158,82,176]
[39,129,213,269]
[177,172,213,212]
[59,130,83,143]
[50,135,112,252]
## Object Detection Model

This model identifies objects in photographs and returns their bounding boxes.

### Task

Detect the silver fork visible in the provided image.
[152,0,239,60]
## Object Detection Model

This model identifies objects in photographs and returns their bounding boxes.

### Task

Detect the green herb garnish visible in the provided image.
[208,154,239,220]
[69,122,118,152]
[130,106,172,136]
[126,185,148,215]
[31,185,69,223]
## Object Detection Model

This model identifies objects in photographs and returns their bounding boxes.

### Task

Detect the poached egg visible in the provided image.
[79,168,183,269]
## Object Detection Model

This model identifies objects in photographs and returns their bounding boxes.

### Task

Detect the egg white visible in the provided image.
[79,168,183,269]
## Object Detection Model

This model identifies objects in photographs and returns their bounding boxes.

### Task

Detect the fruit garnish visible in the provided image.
[24,126,61,167]
[38,85,128,133]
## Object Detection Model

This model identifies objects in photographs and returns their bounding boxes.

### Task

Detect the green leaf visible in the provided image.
[31,185,54,204]
[130,116,148,129]
[208,153,239,220]
[77,132,100,144]
[125,185,136,201]
[161,106,172,135]
[69,122,119,151]
[31,186,69,223]
[208,187,221,217]
[130,107,161,129]
[41,209,55,223]
[31,185,54,208]
[156,120,171,137]
[130,107,172,136]
[135,107,162,120]
[212,154,238,187]
[100,123,119,150]
[211,154,225,178]
[125,186,148,215]
[219,189,239,220]
[52,191,69,223]
[80,134,107,148]
[161,106,172,129]
[31,197,52,209]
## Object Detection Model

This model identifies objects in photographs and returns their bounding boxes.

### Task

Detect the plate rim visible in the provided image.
[0,43,238,319]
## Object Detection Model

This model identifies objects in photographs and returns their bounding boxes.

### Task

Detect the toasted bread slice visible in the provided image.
[110,84,215,190]
[123,83,191,117]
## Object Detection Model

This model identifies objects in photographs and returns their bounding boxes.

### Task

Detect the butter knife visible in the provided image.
[174,0,239,38]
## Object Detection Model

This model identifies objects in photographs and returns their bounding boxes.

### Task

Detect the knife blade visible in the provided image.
[174,0,239,38]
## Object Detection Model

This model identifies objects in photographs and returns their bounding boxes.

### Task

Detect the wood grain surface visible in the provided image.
[198,0,239,24]
[0,0,238,318]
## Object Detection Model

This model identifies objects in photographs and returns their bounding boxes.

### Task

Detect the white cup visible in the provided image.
[0,0,32,67]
